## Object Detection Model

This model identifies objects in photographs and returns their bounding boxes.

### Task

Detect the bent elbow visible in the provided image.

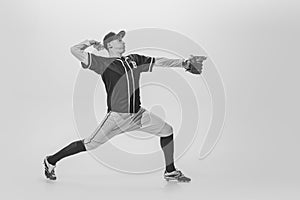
[70,46,76,55]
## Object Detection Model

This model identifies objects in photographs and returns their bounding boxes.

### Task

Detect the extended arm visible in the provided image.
[154,57,190,69]
[155,55,207,75]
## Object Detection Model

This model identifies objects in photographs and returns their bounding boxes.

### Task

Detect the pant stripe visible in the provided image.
[84,112,112,146]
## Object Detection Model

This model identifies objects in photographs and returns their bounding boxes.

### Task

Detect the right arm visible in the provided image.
[70,40,99,65]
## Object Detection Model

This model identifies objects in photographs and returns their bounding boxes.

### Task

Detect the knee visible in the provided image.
[160,123,173,137]
[83,139,104,151]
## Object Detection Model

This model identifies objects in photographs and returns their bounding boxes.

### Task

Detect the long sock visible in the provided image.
[160,134,176,173]
[47,140,87,166]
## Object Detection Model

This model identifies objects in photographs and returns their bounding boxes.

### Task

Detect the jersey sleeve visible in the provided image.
[81,53,106,75]
[130,54,155,73]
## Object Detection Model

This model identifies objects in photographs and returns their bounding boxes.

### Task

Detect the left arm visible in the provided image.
[154,57,190,69]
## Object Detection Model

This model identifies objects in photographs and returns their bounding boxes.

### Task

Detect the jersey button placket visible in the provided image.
[125,57,136,113]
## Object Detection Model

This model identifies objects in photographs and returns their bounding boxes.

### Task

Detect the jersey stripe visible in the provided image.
[84,111,111,145]
[87,53,92,69]
[116,59,131,113]
[125,58,136,113]
[148,57,154,72]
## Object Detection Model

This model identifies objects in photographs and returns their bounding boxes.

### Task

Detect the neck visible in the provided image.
[108,51,122,58]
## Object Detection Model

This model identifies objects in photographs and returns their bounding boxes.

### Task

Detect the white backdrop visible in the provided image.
[0,0,299,199]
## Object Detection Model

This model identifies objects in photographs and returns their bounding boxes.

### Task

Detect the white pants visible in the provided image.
[83,107,173,151]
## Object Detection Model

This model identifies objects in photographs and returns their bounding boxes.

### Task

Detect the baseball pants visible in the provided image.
[83,107,173,151]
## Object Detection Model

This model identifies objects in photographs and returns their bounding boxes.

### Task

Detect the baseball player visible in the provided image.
[43,30,206,182]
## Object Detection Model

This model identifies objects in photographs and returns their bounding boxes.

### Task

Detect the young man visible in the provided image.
[43,30,201,182]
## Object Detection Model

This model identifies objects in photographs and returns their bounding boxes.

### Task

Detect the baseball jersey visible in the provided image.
[81,53,155,113]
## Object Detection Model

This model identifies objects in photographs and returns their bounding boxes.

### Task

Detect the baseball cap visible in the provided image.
[103,30,126,50]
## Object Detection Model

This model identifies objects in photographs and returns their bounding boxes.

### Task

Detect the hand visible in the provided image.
[89,40,99,45]
[93,43,104,51]
[89,40,104,51]
[185,55,208,75]
[188,54,207,63]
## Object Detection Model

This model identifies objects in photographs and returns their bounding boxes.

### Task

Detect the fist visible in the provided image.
[89,40,104,51]
[185,55,208,75]
[93,43,104,51]
[89,40,99,45]
[188,55,207,64]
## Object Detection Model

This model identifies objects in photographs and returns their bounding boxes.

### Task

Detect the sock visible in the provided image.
[160,134,176,173]
[47,140,87,165]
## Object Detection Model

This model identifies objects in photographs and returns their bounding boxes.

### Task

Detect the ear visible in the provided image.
[107,42,113,49]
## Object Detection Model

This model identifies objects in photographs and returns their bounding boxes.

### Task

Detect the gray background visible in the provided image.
[0,0,299,199]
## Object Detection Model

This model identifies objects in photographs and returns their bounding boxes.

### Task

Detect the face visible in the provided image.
[108,37,126,54]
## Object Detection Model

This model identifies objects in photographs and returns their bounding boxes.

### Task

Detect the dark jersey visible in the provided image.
[81,53,155,113]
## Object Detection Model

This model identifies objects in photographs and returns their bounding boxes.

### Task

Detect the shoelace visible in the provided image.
[176,170,183,177]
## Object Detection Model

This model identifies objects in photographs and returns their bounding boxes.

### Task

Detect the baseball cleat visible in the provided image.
[43,156,57,180]
[164,169,191,182]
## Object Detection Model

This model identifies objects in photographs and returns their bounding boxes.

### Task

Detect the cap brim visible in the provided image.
[116,30,125,39]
